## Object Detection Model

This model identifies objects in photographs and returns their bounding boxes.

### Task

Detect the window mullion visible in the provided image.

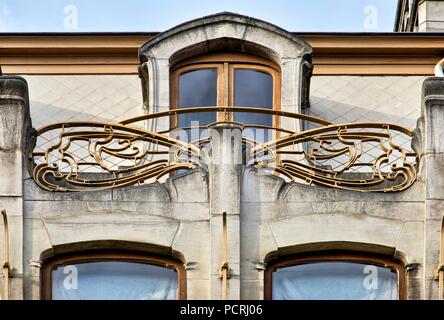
[224,62,232,122]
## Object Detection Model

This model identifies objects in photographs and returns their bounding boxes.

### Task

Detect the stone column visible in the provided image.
[206,124,242,299]
[0,76,31,299]
[423,77,444,299]
[418,0,444,32]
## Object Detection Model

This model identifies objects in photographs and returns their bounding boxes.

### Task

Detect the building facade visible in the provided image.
[395,0,444,32]
[1,12,444,300]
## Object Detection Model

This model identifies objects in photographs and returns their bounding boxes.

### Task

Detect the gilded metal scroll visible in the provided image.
[31,107,417,192]
[32,121,201,192]
[252,122,417,192]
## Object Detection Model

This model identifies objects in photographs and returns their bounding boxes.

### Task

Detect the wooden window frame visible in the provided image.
[170,52,281,137]
[264,251,407,300]
[41,250,187,300]
[228,63,281,133]
[170,63,224,129]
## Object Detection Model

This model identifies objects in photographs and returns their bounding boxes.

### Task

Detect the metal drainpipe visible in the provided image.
[430,58,444,298]
[431,58,444,298]
[432,57,444,297]
[438,218,444,300]
[431,57,444,298]
[219,212,230,300]
[434,57,444,77]
[1,209,10,300]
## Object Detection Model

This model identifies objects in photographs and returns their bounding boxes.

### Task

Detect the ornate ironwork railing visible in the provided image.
[31,107,418,192]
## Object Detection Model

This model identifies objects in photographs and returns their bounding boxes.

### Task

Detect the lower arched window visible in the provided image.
[41,251,186,300]
[264,251,406,300]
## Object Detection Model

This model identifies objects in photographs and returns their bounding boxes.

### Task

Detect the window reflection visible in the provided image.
[52,261,178,300]
[234,69,273,142]
[272,262,398,300]
[178,68,217,142]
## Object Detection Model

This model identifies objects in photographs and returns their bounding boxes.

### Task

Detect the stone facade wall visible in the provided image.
[0,13,442,300]
[22,170,211,300]
[24,74,424,138]
[23,75,425,129]
[418,0,444,31]
[310,76,424,130]
[422,77,444,299]
[0,71,441,301]
[22,75,143,156]
[395,0,444,32]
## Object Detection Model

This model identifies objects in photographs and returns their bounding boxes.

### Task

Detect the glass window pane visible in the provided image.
[52,261,178,300]
[272,262,398,300]
[178,68,217,141]
[234,69,273,142]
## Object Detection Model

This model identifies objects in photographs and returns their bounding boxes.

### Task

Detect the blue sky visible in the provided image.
[0,0,398,33]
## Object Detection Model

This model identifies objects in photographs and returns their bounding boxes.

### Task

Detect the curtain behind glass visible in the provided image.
[52,261,178,300]
[272,262,398,300]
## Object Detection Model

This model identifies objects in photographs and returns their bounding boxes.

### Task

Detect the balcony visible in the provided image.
[31,106,418,193]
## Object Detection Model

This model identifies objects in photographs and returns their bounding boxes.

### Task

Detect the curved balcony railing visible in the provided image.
[31,106,418,192]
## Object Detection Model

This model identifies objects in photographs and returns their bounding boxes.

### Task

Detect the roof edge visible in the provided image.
[138,11,313,63]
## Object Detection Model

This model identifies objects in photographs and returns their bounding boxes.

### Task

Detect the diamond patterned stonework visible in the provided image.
[309,76,424,127]
[25,74,423,174]
[308,76,424,171]
[23,75,144,154]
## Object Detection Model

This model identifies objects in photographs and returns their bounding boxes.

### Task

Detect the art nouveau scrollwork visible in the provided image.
[32,121,201,192]
[252,122,417,192]
[31,107,418,192]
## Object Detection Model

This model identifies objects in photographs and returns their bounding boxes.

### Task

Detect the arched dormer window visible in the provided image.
[170,52,280,142]
[264,251,406,300]
[138,12,313,142]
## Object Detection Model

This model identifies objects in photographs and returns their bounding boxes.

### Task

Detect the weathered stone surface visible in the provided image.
[43,213,181,248]
[240,220,277,280]
[241,202,288,222]
[418,0,444,31]
[139,13,311,62]
[270,214,405,249]
[426,200,444,219]
[23,275,39,300]
[281,180,424,203]
[23,218,52,279]
[168,170,208,203]
[19,72,431,301]
[0,151,23,196]
[397,221,424,263]
[172,221,211,280]
[24,178,112,202]
[112,183,171,202]
[5,16,442,301]
[186,279,211,300]
[240,280,264,300]
[423,77,444,299]
[242,168,285,203]
[0,75,30,300]
[407,263,424,300]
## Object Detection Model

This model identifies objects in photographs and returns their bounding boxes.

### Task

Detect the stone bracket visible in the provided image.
[434,264,444,279]
[219,261,232,279]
